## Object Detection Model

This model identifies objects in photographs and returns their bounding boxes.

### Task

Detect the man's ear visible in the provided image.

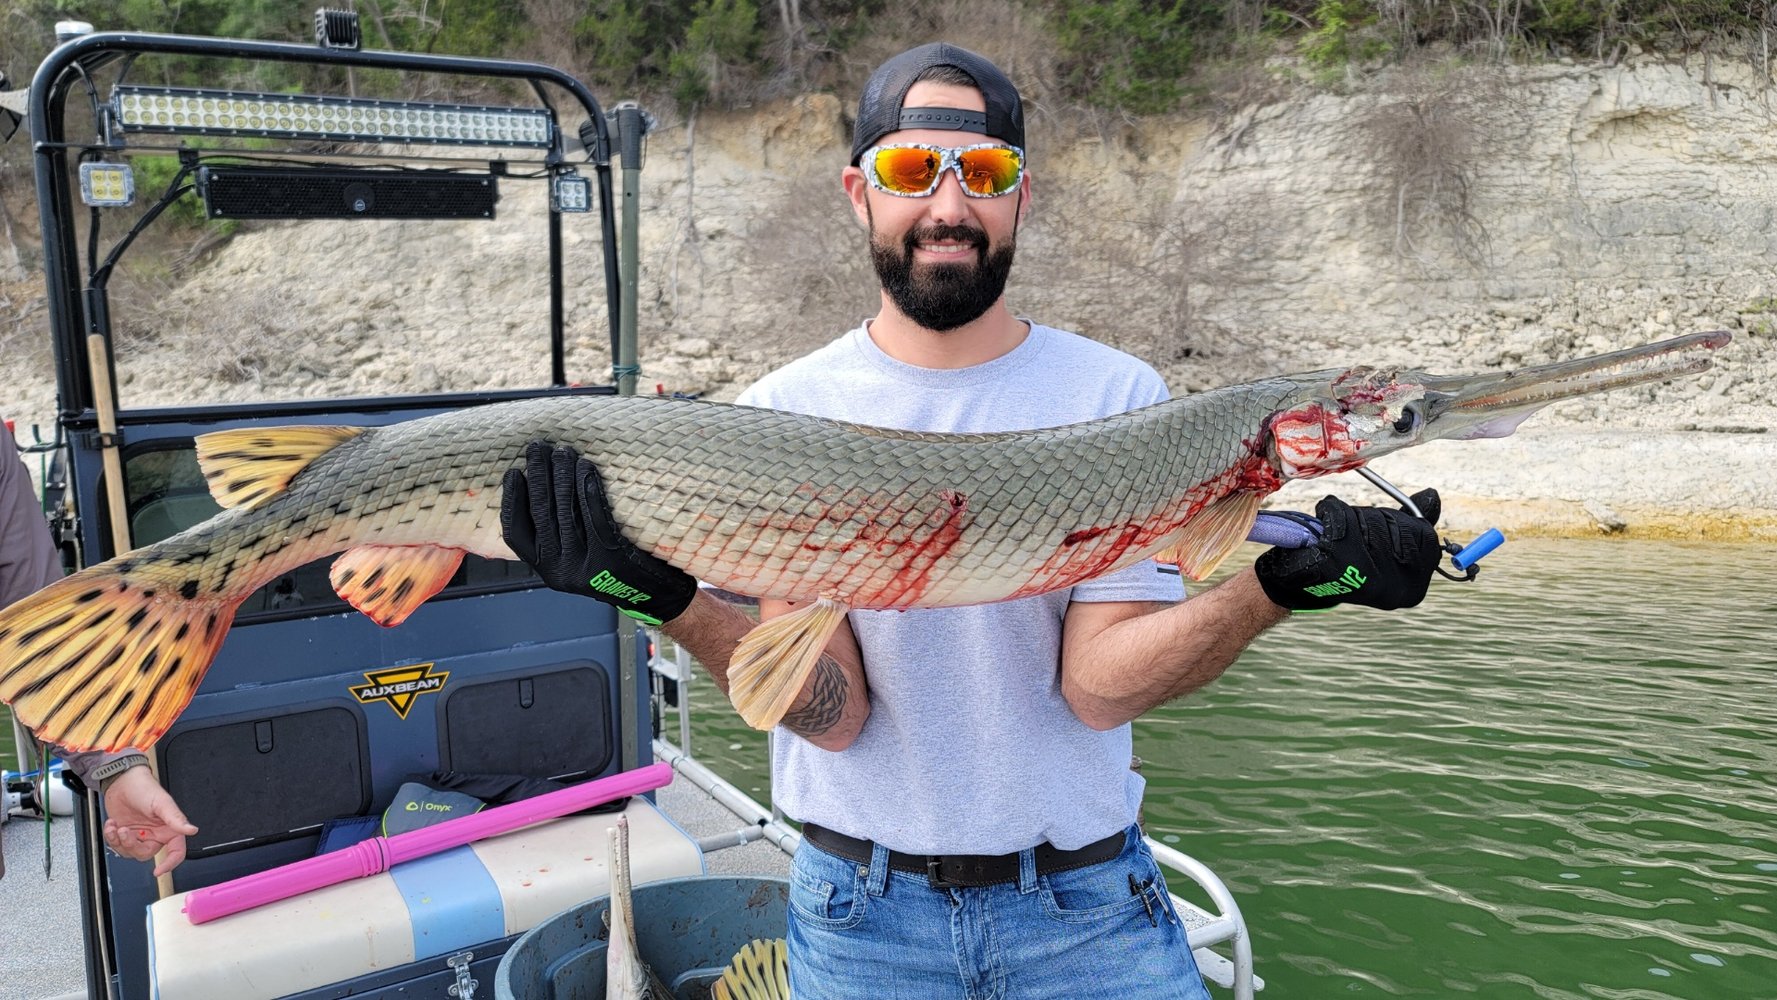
[1016,172,1033,227]
[842,167,871,228]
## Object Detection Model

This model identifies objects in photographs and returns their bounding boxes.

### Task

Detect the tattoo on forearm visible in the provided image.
[782,654,848,737]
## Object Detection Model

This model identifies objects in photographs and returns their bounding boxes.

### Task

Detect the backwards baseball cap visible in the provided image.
[850,43,1026,165]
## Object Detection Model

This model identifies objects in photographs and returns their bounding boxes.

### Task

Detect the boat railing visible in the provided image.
[646,634,1264,997]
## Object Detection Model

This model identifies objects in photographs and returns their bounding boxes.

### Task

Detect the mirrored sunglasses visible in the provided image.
[861,143,1026,199]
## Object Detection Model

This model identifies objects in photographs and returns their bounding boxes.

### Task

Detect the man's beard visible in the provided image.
[869,220,1015,332]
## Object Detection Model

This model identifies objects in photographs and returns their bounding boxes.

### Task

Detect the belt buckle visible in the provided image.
[925,856,959,891]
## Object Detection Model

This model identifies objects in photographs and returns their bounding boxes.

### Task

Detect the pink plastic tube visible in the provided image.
[183,761,673,924]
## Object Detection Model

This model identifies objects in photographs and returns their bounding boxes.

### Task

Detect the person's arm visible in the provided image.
[99,765,198,877]
[59,748,197,876]
[1060,569,1285,730]
[501,443,870,751]
[1060,489,1445,730]
[662,592,870,751]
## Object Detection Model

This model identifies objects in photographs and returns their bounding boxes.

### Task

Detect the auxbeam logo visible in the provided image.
[350,663,449,719]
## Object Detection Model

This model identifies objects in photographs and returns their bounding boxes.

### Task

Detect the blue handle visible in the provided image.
[1452,528,1505,570]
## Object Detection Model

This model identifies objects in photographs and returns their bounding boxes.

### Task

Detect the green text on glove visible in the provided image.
[588,569,653,605]
[1303,565,1367,599]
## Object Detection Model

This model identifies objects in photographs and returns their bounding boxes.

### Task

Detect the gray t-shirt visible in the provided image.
[734,322,1184,854]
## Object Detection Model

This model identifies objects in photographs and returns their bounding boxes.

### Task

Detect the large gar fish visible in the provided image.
[0,332,1730,749]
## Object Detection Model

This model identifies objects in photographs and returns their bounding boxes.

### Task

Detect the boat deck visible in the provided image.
[3,811,83,999]
[1,773,789,1000]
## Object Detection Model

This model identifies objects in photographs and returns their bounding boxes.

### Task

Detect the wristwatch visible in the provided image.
[88,752,149,791]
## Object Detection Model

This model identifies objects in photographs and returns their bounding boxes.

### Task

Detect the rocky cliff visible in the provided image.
[4,55,1772,538]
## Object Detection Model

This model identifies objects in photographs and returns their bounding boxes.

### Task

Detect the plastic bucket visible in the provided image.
[495,875,789,1000]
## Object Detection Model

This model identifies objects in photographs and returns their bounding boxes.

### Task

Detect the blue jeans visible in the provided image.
[787,824,1212,999]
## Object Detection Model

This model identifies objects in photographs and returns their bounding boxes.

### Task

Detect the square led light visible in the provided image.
[552,173,592,213]
[79,162,135,207]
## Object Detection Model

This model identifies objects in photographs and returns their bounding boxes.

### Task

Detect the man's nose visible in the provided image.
[922,169,976,225]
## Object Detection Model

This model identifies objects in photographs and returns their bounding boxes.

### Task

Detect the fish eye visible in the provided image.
[1392,404,1423,435]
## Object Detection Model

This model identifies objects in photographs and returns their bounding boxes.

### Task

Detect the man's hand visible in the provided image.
[102,766,197,878]
[1255,489,1442,612]
[500,442,696,627]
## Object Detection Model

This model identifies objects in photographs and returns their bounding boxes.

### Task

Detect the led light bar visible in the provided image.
[79,162,135,207]
[112,86,553,148]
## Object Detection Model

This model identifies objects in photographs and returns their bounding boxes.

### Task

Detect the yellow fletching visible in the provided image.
[196,425,364,510]
[714,938,789,1000]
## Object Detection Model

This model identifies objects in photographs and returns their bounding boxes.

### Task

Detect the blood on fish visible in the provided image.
[1010,454,1281,599]
[873,490,970,608]
[1063,526,1111,546]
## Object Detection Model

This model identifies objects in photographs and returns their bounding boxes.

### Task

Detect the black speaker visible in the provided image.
[197,165,498,220]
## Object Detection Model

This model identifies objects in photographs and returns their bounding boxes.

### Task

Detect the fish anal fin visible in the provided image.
[196,425,365,511]
[1155,491,1264,581]
[727,598,849,731]
[330,545,465,628]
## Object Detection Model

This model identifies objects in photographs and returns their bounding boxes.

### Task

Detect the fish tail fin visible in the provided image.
[727,598,849,731]
[712,939,789,1000]
[0,550,245,752]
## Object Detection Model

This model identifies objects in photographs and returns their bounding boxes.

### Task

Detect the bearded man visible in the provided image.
[503,43,1440,998]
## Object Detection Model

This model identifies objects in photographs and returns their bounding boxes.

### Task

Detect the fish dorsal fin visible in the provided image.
[727,598,850,731]
[1155,491,1264,581]
[196,425,365,510]
[712,938,790,1000]
[330,545,466,627]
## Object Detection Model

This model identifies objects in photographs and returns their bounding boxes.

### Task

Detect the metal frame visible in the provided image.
[28,30,622,417]
[18,29,647,1000]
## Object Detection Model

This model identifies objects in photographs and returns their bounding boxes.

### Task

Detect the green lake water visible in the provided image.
[679,538,1777,999]
[5,537,1770,997]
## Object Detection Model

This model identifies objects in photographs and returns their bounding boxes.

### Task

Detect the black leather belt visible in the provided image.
[801,823,1126,889]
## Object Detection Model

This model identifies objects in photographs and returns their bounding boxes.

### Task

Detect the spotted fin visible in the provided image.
[196,425,365,511]
[727,598,849,731]
[1154,491,1263,581]
[330,545,465,627]
[0,563,242,752]
[711,938,789,1000]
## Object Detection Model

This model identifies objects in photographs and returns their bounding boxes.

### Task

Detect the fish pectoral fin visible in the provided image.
[714,938,790,1000]
[727,598,849,731]
[196,425,366,510]
[330,545,465,627]
[1155,491,1264,581]
[0,566,240,752]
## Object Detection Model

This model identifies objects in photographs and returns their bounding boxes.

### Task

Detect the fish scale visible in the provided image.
[0,332,1729,749]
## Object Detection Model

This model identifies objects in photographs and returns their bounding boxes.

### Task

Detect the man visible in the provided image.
[502,43,1440,998]
[1,418,196,880]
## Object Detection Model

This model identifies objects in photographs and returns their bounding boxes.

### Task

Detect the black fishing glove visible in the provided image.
[500,442,696,627]
[1254,488,1443,612]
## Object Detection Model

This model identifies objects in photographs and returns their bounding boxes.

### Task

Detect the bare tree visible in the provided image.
[1361,70,1496,269]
